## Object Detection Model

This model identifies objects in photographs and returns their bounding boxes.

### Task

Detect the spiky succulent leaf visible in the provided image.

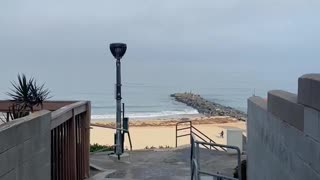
[7,74,51,115]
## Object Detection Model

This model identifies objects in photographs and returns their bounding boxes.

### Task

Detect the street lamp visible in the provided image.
[110,43,127,159]
[110,43,127,60]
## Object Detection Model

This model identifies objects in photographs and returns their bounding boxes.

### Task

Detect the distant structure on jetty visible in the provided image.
[171,92,247,121]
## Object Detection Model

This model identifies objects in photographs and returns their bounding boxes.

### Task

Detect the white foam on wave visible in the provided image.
[91,109,199,120]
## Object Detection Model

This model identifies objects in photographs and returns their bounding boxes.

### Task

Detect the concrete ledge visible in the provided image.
[248,96,267,112]
[268,90,304,131]
[0,111,51,154]
[298,74,320,111]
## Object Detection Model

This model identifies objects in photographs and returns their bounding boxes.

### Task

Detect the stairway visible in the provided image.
[88,146,239,180]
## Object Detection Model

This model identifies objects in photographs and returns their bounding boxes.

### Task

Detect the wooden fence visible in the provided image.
[0,100,91,180]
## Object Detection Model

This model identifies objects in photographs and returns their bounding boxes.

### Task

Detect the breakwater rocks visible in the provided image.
[171,93,247,121]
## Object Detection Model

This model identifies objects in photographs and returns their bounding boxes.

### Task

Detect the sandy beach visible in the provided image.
[90,116,246,150]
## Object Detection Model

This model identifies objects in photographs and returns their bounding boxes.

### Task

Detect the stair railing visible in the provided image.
[190,134,242,180]
[176,120,227,152]
[90,124,133,151]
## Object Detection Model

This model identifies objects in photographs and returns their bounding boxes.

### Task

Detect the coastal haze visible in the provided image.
[1,0,320,119]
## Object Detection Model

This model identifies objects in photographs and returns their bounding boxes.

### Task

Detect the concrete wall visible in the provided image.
[0,111,51,180]
[247,74,320,180]
[226,129,243,153]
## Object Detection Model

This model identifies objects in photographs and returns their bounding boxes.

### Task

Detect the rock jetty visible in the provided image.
[171,92,247,121]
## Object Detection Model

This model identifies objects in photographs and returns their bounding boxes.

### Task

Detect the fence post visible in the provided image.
[84,102,91,178]
[175,124,178,148]
[196,143,200,172]
[190,136,194,168]
[237,148,242,180]
[189,121,192,145]
[70,109,77,180]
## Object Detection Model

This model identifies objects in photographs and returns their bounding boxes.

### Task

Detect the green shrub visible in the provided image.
[90,143,113,152]
[145,145,171,150]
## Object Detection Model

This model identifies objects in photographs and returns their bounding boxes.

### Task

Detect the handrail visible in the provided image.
[51,101,88,129]
[191,134,199,180]
[0,100,78,112]
[50,101,91,180]
[175,121,192,147]
[192,133,214,150]
[90,124,133,151]
[192,126,216,144]
[176,121,227,152]
[176,120,192,125]
[190,134,242,180]
[191,159,199,180]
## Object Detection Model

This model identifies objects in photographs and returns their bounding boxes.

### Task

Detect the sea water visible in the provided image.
[0,58,318,120]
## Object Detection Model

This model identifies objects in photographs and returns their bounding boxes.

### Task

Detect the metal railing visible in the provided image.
[51,101,91,180]
[90,124,133,151]
[176,121,227,152]
[191,134,241,180]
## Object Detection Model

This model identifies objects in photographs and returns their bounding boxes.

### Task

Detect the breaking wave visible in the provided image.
[91,109,199,120]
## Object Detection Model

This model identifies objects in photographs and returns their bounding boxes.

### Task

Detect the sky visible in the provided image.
[2,0,320,59]
[0,0,320,98]
[2,0,320,53]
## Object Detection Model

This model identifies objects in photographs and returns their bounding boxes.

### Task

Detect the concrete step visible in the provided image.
[89,147,237,180]
[89,174,222,180]
[201,175,234,180]
[201,175,214,180]
[86,170,116,180]
[88,175,190,180]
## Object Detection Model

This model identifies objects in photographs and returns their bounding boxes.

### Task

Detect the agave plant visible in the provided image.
[7,74,50,117]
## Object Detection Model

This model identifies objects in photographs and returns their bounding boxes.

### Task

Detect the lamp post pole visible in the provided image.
[115,58,122,157]
[110,43,127,159]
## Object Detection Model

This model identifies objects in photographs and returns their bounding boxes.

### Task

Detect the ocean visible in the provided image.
[0,58,318,120]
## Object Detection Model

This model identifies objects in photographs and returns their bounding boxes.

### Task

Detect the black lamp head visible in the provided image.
[110,43,127,60]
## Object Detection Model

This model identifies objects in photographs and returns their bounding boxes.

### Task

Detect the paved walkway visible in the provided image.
[89,146,242,180]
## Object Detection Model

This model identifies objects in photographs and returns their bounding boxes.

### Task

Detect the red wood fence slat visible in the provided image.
[49,101,90,180]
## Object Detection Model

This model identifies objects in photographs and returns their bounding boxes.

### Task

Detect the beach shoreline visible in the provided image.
[90,113,204,122]
[91,115,239,127]
[90,115,246,150]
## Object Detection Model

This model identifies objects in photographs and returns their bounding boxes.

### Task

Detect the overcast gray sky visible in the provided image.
[1,0,320,55]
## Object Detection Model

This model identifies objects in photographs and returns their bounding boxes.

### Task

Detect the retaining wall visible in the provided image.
[0,111,51,180]
[247,74,320,180]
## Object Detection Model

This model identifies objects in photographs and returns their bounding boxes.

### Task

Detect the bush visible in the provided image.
[145,145,171,150]
[90,143,113,152]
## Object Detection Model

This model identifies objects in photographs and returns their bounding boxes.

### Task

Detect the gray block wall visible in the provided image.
[247,74,320,180]
[0,110,51,180]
